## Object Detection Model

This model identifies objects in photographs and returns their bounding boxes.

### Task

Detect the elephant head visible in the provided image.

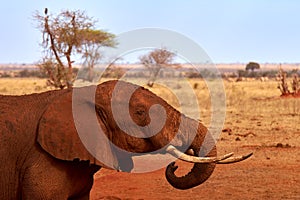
[37,80,252,190]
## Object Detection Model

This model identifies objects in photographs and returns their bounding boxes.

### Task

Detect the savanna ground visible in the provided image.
[0,77,299,199]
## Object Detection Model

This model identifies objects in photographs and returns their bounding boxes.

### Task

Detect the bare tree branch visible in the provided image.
[34,9,116,88]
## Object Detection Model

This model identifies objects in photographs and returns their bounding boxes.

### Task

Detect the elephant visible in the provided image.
[0,80,252,199]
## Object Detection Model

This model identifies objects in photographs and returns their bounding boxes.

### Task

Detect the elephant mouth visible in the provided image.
[164,145,253,190]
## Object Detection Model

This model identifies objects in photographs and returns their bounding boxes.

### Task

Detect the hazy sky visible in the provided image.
[0,0,300,63]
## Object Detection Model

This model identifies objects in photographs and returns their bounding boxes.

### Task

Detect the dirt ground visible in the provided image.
[0,78,299,199]
[91,146,300,200]
[90,80,300,200]
[91,138,300,199]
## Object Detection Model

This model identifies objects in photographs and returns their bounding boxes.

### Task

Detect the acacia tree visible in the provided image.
[80,29,116,81]
[246,62,260,71]
[34,9,116,88]
[139,48,176,87]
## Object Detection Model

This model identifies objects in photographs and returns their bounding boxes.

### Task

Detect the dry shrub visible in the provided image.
[277,68,290,96]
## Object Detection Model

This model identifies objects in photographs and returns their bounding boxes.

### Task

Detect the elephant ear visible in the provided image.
[37,88,120,170]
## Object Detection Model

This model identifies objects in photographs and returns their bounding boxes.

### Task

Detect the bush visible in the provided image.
[19,69,48,78]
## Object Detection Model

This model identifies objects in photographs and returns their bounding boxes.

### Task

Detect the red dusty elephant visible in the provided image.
[0,80,252,199]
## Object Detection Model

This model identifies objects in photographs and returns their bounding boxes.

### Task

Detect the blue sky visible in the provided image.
[0,0,300,63]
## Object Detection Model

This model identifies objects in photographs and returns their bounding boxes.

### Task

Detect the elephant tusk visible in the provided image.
[216,152,253,164]
[166,145,234,164]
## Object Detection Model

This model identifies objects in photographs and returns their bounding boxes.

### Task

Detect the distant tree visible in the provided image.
[34,9,116,89]
[139,47,176,87]
[19,69,47,78]
[246,62,260,71]
[102,65,126,79]
[81,29,116,82]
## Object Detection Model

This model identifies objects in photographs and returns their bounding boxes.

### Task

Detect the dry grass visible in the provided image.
[0,78,50,95]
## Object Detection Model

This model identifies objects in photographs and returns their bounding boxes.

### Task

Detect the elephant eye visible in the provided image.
[136,109,145,115]
[133,104,147,116]
[132,106,149,126]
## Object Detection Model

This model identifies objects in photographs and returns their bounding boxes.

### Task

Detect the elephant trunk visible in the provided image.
[165,146,216,190]
[165,119,217,190]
